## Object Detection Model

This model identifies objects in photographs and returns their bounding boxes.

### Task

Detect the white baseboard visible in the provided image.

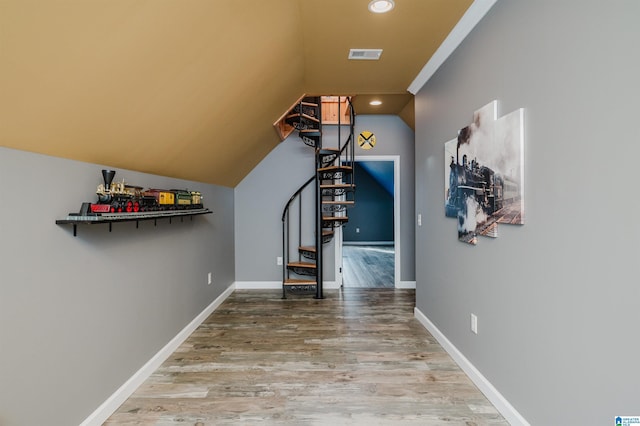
[80,284,236,426]
[396,280,416,289]
[414,307,529,426]
[323,281,340,289]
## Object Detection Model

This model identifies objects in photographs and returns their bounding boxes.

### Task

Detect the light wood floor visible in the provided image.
[105,289,507,425]
[342,245,395,288]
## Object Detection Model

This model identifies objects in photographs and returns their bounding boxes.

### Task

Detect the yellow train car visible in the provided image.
[144,189,175,206]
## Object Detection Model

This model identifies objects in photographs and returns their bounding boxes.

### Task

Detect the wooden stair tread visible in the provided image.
[299,246,317,253]
[287,113,320,123]
[300,101,319,107]
[287,261,317,269]
[321,184,354,188]
[284,278,317,286]
[317,165,352,172]
[323,216,348,221]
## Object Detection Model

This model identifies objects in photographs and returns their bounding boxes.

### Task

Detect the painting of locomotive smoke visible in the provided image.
[444,100,524,245]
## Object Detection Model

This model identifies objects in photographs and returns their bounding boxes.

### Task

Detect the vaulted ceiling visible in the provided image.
[1,0,473,187]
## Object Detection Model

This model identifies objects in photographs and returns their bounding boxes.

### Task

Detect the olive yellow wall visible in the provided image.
[0,0,471,187]
[0,0,305,187]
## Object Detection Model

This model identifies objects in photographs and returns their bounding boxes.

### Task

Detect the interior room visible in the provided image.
[341,160,395,288]
[1,1,639,425]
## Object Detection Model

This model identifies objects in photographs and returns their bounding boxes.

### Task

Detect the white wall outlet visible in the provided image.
[418,213,422,226]
[471,313,478,334]
[276,256,283,266]
[207,272,212,285]
[356,227,360,233]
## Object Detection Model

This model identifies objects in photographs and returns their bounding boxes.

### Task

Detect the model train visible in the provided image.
[87,169,203,214]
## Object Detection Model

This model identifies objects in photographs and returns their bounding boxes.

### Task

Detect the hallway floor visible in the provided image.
[105,289,507,425]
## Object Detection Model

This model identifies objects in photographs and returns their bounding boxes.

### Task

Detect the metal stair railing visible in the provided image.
[281,175,315,297]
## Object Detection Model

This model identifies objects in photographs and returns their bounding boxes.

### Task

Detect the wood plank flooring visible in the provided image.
[342,245,395,288]
[105,289,507,425]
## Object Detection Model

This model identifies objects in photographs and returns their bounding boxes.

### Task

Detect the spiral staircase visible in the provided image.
[281,96,356,298]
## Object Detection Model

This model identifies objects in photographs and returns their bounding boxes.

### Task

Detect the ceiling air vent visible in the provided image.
[348,49,383,60]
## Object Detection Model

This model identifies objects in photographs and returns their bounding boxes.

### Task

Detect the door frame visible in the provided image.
[335,155,401,288]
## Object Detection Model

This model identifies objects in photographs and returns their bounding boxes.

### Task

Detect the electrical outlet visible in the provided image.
[276,256,283,266]
[356,227,360,233]
[471,313,478,334]
[418,213,422,226]
[207,272,212,285]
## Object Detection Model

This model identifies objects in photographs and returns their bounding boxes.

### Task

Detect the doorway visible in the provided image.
[335,156,400,288]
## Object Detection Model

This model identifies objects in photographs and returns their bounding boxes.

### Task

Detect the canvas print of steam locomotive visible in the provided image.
[78,169,204,216]
[444,101,524,245]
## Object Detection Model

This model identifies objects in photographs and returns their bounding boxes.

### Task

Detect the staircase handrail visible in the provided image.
[281,175,315,222]
[336,98,356,160]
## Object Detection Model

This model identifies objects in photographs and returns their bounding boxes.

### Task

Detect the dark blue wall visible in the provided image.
[343,161,393,242]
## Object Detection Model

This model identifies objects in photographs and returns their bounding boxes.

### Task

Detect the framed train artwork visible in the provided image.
[444,100,524,245]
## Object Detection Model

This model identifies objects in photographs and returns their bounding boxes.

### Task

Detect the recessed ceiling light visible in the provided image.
[369,100,383,106]
[368,0,395,13]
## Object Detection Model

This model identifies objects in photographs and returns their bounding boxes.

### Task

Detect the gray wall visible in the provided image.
[235,114,415,283]
[0,147,235,426]
[235,135,319,282]
[414,1,640,424]
[350,115,415,282]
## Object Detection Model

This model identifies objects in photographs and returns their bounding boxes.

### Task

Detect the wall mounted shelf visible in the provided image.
[56,208,213,236]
